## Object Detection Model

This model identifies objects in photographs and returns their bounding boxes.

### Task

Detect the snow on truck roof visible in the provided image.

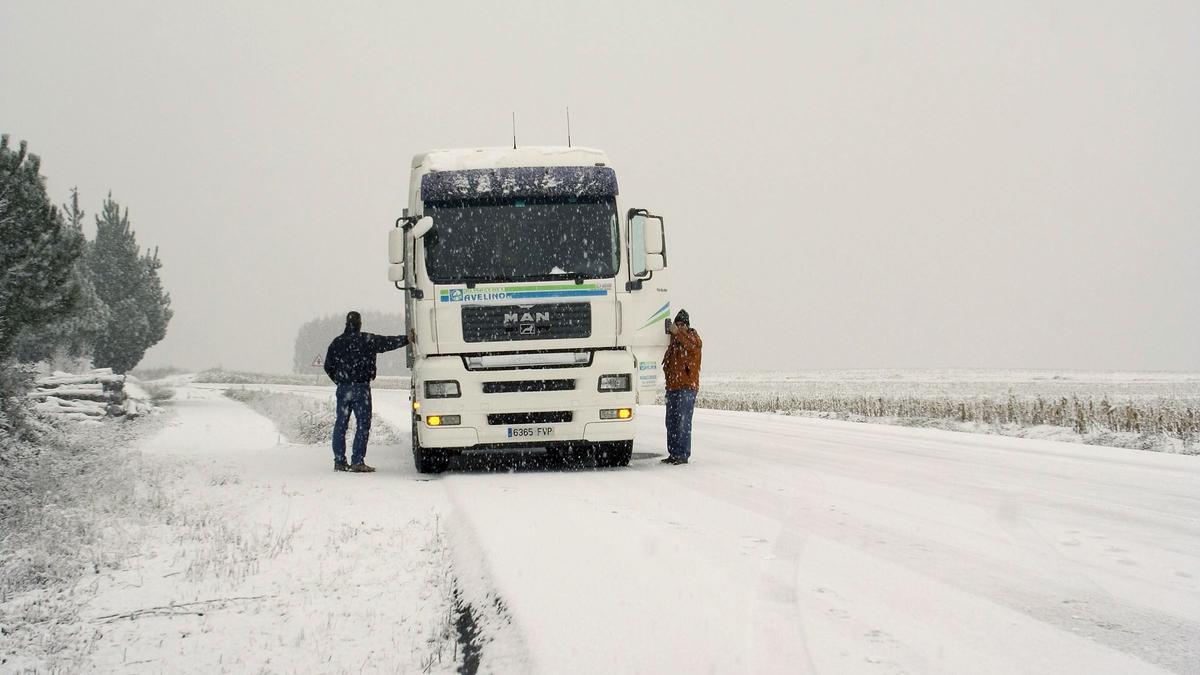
[412,146,610,171]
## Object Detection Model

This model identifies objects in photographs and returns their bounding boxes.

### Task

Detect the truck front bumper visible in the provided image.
[413,351,637,450]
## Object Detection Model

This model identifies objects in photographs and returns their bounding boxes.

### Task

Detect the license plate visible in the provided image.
[507,426,554,439]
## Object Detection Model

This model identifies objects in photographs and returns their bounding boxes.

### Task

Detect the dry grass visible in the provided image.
[223,388,403,446]
[197,368,409,390]
[129,366,187,380]
[0,414,172,669]
[675,371,1200,454]
[139,381,176,405]
[693,392,1197,441]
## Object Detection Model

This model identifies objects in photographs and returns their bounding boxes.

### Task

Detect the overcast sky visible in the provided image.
[2,1,1197,373]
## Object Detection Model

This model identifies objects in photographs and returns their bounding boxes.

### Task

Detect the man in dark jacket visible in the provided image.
[661,309,702,465]
[324,311,411,473]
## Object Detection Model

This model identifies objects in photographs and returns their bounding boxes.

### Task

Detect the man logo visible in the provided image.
[503,311,551,325]
[503,308,550,336]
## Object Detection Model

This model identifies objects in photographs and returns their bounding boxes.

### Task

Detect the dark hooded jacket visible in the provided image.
[323,326,408,384]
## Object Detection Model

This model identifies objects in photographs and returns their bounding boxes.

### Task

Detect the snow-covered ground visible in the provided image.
[76,387,463,673]
[64,382,1200,673]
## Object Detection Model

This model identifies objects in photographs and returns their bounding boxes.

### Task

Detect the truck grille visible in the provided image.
[483,379,576,394]
[487,411,573,425]
[462,303,591,343]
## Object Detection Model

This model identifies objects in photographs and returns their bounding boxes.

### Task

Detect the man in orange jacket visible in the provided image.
[661,309,702,465]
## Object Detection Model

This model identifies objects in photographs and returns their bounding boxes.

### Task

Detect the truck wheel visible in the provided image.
[594,440,633,468]
[412,419,449,474]
[415,449,449,474]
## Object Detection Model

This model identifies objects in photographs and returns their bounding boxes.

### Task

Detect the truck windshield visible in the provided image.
[423,197,620,284]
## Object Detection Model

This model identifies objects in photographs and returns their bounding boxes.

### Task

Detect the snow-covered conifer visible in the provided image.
[88,194,171,373]
[13,188,111,364]
[0,135,82,364]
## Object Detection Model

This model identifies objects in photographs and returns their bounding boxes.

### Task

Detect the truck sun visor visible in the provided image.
[421,166,618,202]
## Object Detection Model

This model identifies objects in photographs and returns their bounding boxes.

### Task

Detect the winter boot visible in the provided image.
[349,463,376,473]
[334,460,350,472]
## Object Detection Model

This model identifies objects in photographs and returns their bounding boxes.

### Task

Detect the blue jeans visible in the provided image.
[333,383,372,464]
[665,388,697,460]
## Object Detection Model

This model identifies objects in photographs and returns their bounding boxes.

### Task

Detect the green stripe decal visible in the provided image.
[439,283,608,303]
[639,302,671,330]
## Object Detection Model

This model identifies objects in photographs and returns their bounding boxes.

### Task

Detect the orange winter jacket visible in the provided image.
[663,328,702,391]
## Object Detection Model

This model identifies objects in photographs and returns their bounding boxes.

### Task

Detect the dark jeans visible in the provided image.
[333,382,372,465]
[665,388,698,460]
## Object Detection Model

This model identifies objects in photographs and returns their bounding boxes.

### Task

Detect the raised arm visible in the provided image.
[673,328,702,352]
[368,333,410,354]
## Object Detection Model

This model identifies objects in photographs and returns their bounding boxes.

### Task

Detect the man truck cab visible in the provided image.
[388,147,670,473]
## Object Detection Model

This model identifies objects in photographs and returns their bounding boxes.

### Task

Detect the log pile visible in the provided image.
[28,368,154,422]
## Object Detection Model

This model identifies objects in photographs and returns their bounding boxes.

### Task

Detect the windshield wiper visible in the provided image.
[459,276,494,289]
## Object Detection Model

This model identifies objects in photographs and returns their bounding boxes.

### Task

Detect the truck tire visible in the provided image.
[594,440,633,468]
[412,419,449,474]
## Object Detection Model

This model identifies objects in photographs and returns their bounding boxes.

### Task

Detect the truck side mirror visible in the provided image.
[628,209,666,280]
[387,263,404,282]
[388,227,405,264]
[643,216,664,255]
[411,216,433,239]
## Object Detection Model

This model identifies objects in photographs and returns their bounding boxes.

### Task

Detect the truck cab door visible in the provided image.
[621,209,671,400]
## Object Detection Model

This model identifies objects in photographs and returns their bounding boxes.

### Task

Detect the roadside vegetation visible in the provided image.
[223,388,403,445]
[679,371,1200,454]
[0,404,168,669]
[198,368,408,389]
[136,380,176,405]
[1,135,172,377]
[1,139,177,668]
[129,366,187,380]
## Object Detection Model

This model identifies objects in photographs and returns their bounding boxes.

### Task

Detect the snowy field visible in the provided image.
[691,370,1200,454]
[4,375,1197,673]
[701,369,1200,400]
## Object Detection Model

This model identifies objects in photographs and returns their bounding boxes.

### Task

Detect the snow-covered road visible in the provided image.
[101,383,1199,674]
[371,390,1199,675]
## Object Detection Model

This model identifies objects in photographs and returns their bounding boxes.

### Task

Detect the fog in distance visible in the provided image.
[2,1,1197,372]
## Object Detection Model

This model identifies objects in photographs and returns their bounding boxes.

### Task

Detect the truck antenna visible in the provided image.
[566,107,572,147]
[512,112,517,149]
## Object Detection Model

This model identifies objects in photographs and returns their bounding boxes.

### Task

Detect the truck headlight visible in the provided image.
[426,415,461,427]
[424,380,461,398]
[597,374,631,392]
[600,408,633,420]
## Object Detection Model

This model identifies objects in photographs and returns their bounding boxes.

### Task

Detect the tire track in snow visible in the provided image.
[662,407,1196,674]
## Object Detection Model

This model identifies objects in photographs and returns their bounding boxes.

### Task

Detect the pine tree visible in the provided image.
[0,135,82,363]
[13,188,111,364]
[88,195,171,373]
[136,246,172,356]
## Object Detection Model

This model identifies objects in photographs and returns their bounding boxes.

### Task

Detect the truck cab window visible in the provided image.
[425,197,620,284]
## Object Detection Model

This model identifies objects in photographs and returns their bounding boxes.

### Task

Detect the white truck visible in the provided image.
[388,146,672,473]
